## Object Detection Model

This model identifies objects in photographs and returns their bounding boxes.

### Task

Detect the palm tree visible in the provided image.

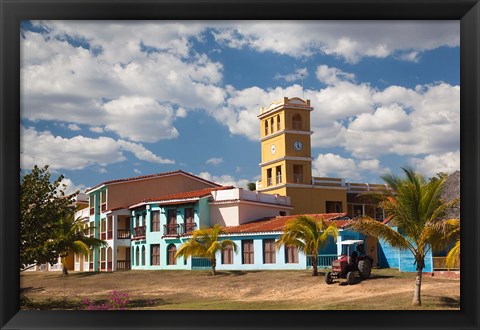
[53,214,106,276]
[175,224,237,276]
[434,218,460,268]
[351,167,459,306]
[276,215,339,276]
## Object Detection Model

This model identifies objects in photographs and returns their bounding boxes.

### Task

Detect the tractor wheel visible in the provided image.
[346,271,355,285]
[325,271,334,284]
[358,259,372,279]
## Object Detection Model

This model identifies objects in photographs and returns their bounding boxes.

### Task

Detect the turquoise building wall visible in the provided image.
[377,227,433,272]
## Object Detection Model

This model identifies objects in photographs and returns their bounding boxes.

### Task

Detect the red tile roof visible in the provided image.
[221,213,350,235]
[85,170,222,193]
[130,186,234,208]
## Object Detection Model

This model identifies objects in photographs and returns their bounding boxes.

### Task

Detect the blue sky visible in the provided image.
[20,21,460,193]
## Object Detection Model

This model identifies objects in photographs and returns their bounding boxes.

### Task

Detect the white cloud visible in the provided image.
[312,153,389,181]
[315,65,355,85]
[21,22,226,144]
[409,151,460,178]
[59,178,86,195]
[206,157,224,166]
[102,96,179,143]
[210,21,459,63]
[313,153,360,180]
[197,171,251,189]
[275,68,308,82]
[90,126,104,133]
[133,168,142,174]
[20,126,174,171]
[176,107,188,118]
[344,83,460,158]
[67,123,81,131]
[348,104,411,132]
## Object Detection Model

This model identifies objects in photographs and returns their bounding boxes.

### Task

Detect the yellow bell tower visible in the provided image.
[257,97,347,215]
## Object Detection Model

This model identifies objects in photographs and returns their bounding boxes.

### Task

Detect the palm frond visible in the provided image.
[445,240,460,268]
[351,216,410,251]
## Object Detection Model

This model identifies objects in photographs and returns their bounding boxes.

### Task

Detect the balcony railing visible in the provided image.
[117,260,131,270]
[306,254,339,268]
[191,257,212,269]
[164,223,179,236]
[117,229,131,239]
[293,174,303,183]
[433,257,460,271]
[133,226,146,238]
[181,223,197,234]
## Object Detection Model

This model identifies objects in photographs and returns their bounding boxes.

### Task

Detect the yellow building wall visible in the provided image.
[285,187,347,215]
[260,111,285,139]
[284,161,312,185]
[261,135,286,163]
[260,160,287,188]
[284,133,311,158]
[284,108,311,131]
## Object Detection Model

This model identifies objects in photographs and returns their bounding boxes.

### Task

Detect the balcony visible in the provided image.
[133,226,146,239]
[117,229,131,239]
[180,222,197,234]
[116,260,131,270]
[164,223,179,237]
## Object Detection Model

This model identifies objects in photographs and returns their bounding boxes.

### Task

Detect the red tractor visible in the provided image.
[325,240,373,285]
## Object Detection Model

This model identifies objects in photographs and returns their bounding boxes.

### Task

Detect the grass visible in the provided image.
[20,268,460,310]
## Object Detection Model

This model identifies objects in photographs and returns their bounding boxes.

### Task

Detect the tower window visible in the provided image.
[293,165,303,183]
[276,115,281,131]
[267,168,273,186]
[270,117,275,134]
[276,166,282,184]
[265,121,269,136]
[292,114,302,130]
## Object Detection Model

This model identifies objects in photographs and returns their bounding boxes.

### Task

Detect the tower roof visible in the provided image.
[258,97,313,119]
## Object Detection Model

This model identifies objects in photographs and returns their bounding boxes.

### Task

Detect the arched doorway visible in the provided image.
[167,244,177,265]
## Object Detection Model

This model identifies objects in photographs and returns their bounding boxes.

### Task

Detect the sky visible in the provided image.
[19,20,460,194]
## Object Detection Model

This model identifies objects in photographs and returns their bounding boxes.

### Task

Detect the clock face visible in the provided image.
[270,144,276,154]
[293,141,303,151]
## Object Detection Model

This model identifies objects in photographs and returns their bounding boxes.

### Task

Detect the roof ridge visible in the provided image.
[85,169,222,193]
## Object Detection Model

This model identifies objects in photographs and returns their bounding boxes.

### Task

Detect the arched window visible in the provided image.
[270,117,275,133]
[264,121,269,136]
[276,115,281,131]
[141,246,146,266]
[136,246,140,266]
[167,244,177,265]
[100,247,106,271]
[292,114,302,130]
[107,247,113,271]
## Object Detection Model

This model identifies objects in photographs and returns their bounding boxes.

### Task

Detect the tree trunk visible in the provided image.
[211,258,216,276]
[412,269,422,306]
[61,257,69,277]
[412,258,424,306]
[312,255,318,276]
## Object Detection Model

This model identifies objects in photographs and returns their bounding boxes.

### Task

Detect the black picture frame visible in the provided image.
[1,0,479,329]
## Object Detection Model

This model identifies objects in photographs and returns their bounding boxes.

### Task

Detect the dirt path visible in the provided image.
[20,269,460,310]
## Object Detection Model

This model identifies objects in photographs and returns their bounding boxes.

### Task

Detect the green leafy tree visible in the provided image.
[247,182,256,191]
[351,167,459,306]
[276,215,339,276]
[54,214,106,276]
[20,165,76,269]
[175,224,237,276]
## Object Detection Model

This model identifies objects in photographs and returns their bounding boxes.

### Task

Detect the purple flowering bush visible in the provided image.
[82,291,130,310]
